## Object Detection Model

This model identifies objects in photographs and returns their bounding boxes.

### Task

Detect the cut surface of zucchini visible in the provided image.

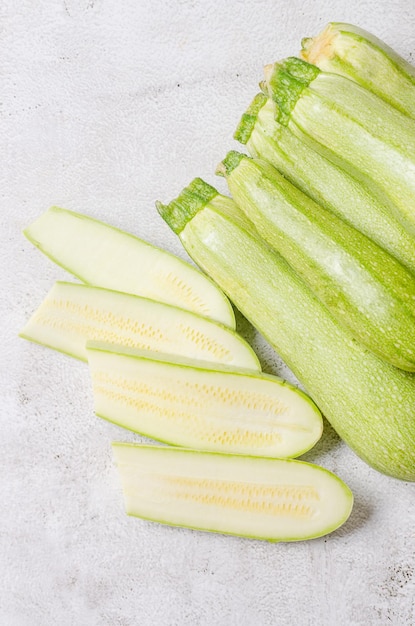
[24,206,235,328]
[20,282,259,368]
[112,444,353,542]
[88,344,322,457]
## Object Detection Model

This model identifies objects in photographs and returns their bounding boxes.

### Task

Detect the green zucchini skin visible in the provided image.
[112,443,353,542]
[264,57,415,235]
[157,180,415,481]
[301,22,415,119]
[218,151,415,371]
[235,94,415,277]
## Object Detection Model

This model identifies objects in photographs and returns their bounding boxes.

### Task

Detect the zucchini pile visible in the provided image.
[157,24,415,482]
[22,22,415,542]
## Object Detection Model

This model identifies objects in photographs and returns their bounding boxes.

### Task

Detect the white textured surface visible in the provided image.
[2,1,415,624]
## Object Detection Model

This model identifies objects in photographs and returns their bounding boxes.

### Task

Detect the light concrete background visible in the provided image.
[2,1,415,624]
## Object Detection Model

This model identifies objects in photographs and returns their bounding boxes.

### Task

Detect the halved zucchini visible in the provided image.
[20,282,259,368]
[112,444,353,542]
[24,206,235,327]
[88,343,322,458]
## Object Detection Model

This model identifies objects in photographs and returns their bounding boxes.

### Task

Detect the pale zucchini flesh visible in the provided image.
[88,344,322,458]
[301,22,415,119]
[264,58,415,234]
[112,444,353,542]
[157,180,415,481]
[24,206,235,328]
[218,151,415,371]
[236,94,415,276]
[19,282,260,369]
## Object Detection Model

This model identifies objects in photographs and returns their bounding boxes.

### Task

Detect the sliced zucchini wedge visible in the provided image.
[24,206,235,327]
[20,282,259,368]
[88,344,322,458]
[112,444,353,542]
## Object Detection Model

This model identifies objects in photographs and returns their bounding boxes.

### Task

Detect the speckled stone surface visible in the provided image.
[2,1,415,624]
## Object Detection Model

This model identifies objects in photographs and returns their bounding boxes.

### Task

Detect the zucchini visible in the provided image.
[217,151,415,371]
[235,93,415,276]
[88,343,322,457]
[157,179,415,481]
[301,22,415,119]
[19,281,260,368]
[24,206,235,328]
[112,443,353,542]
[263,57,415,235]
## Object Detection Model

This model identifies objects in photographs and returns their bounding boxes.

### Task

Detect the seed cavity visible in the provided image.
[179,324,232,360]
[92,369,311,449]
[132,474,320,518]
[30,296,233,359]
[158,272,211,316]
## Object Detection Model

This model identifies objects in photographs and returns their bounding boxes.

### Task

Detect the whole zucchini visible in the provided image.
[157,180,415,481]
[301,22,415,119]
[263,57,415,235]
[235,93,415,276]
[217,150,415,371]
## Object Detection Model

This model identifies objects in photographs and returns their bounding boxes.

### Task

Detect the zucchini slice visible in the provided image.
[19,282,260,368]
[112,444,353,542]
[88,344,322,458]
[24,206,235,328]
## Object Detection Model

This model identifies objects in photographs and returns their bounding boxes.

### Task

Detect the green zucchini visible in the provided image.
[19,281,260,368]
[24,206,235,327]
[217,151,415,371]
[112,443,353,541]
[301,22,415,119]
[235,93,415,276]
[263,57,415,235]
[88,343,322,457]
[157,179,415,481]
